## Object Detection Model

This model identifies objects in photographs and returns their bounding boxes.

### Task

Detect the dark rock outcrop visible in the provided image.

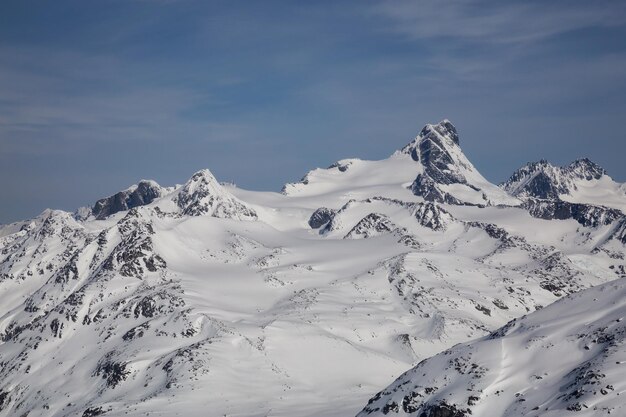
[411,175,466,206]
[94,353,129,389]
[413,124,464,184]
[502,158,606,199]
[82,406,105,417]
[609,218,626,244]
[501,159,624,229]
[328,160,353,172]
[308,207,336,229]
[399,120,494,206]
[522,198,622,228]
[175,170,257,220]
[401,121,466,187]
[344,213,401,239]
[92,180,162,220]
[411,202,452,231]
[418,401,468,417]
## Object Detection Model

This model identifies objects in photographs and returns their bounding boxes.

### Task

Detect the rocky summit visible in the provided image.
[0,121,625,417]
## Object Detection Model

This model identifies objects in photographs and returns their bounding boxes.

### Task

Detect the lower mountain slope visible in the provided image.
[357,277,626,417]
[1,186,623,416]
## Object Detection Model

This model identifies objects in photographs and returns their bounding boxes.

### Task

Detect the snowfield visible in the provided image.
[0,121,624,417]
[358,277,626,417]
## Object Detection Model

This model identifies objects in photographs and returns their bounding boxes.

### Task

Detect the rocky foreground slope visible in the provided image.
[0,121,624,417]
[358,277,626,417]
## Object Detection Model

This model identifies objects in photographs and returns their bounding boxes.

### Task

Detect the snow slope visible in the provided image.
[357,277,626,417]
[282,120,520,207]
[501,158,626,215]
[0,120,624,417]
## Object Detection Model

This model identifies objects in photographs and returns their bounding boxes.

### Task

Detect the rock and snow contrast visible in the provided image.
[357,278,626,417]
[0,120,624,417]
[501,159,626,227]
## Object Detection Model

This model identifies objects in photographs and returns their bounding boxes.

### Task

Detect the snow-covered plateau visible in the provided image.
[0,121,624,417]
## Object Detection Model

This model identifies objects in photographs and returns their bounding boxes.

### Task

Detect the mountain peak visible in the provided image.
[502,158,608,199]
[398,120,467,187]
[175,169,257,219]
[91,179,163,220]
[183,169,222,194]
[397,119,520,206]
[420,119,459,146]
[567,158,606,180]
[399,119,460,161]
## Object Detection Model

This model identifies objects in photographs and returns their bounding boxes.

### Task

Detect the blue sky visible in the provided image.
[1,0,626,223]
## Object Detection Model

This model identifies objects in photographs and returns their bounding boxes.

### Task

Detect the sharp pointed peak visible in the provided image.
[420,119,459,145]
[175,168,257,220]
[568,157,605,171]
[188,168,218,182]
[178,168,225,199]
[398,119,460,159]
[567,157,607,180]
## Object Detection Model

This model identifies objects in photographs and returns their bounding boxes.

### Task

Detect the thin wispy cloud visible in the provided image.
[372,0,626,44]
[0,1,625,223]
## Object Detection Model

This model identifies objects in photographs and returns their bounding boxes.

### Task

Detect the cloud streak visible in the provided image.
[0,1,625,223]
[372,0,626,44]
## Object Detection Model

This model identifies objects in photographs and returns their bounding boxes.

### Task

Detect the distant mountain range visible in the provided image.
[0,120,624,417]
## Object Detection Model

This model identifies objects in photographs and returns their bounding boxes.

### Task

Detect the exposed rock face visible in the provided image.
[410,202,452,231]
[500,158,626,229]
[410,123,464,184]
[328,160,353,172]
[92,180,163,220]
[517,169,561,199]
[100,209,166,279]
[522,198,623,227]
[344,213,402,239]
[307,198,454,248]
[398,120,515,207]
[94,353,130,388]
[0,119,624,417]
[401,121,468,194]
[0,203,196,417]
[357,278,626,417]
[410,175,469,206]
[501,158,606,199]
[417,402,468,417]
[568,158,607,180]
[174,169,257,220]
[308,207,336,229]
[403,121,460,163]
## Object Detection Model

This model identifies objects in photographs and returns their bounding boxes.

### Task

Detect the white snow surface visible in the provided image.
[560,176,626,212]
[358,277,626,417]
[501,158,626,212]
[0,121,624,417]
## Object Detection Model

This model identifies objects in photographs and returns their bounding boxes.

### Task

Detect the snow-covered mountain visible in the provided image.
[357,277,626,417]
[398,120,519,207]
[283,120,519,207]
[500,158,626,227]
[0,120,624,417]
[501,158,607,200]
[89,180,166,221]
